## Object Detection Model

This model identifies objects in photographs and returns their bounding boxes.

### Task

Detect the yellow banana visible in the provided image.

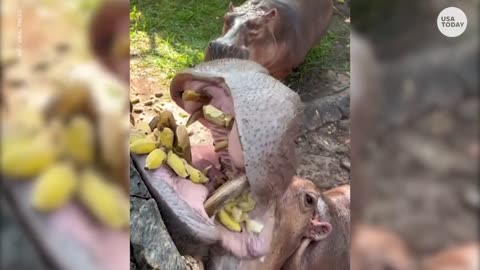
[239,212,249,223]
[135,121,152,135]
[145,148,167,170]
[130,137,157,154]
[223,200,237,214]
[129,130,146,145]
[231,206,243,223]
[64,116,94,164]
[32,162,78,211]
[79,169,129,229]
[166,151,189,178]
[14,107,46,135]
[158,127,174,150]
[1,132,57,178]
[181,90,211,103]
[217,208,241,232]
[238,198,256,212]
[185,163,209,184]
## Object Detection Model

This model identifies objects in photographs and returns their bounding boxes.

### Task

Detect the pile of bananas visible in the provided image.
[217,190,263,234]
[130,109,209,184]
[131,94,263,234]
[1,76,129,230]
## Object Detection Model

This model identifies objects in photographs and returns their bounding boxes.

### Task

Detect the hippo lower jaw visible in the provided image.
[204,41,250,62]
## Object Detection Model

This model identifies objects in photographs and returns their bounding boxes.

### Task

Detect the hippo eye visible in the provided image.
[246,21,260,30]
[305,194,314,206]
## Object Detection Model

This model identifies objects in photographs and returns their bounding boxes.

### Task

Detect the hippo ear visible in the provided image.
[228,2,235,12]
[307,220,332,241]
[263,8,277,20]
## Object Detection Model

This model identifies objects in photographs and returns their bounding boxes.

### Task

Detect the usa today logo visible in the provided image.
[437,7,468,37]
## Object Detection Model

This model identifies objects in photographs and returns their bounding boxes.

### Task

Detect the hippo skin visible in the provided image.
[205,0,333,79]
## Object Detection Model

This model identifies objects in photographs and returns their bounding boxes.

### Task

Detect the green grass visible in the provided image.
[130,0,244,78]
[130,0,349,80]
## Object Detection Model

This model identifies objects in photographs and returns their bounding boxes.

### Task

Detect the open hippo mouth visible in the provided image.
[132,59,302,259]
[204,41,250,61]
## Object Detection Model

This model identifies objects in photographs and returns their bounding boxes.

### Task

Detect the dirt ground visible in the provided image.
[130,3,352,192]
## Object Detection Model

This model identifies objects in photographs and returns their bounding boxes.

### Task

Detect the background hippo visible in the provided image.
[205,0,333,79]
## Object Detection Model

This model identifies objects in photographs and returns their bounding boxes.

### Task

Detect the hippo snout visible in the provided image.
[205,41,249,61]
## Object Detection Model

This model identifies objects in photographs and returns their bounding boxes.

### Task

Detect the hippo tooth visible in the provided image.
[214,140,228,152]
[186,109,203,127]
[204,175,249,217]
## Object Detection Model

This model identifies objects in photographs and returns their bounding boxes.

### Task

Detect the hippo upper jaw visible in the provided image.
[170,59,302,205]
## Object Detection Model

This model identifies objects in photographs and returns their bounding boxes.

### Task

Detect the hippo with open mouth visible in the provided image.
[131,58,303,261]
[205,0,333,79]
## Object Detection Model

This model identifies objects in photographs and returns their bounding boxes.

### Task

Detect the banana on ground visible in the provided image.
[166,151,189,178]
[135,121,152,135]
[32,162,78,211]
[64,116,95,164]
[1,131,58,178]
[130,137,157,154]
[158,127,174,150]
[145,148,167,170]
[185,163,209,184]
[130,130,146,145]
[79,169,129,229]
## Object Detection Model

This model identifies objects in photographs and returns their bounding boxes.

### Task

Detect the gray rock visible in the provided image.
[130,199,187,270]
[1,200,49,270]
[130,161,151,199]
[303,91,350,131]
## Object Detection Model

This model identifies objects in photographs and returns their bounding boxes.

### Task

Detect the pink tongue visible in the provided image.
[191,144,221,169]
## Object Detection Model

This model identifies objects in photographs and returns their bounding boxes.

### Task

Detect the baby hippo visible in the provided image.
[132,59,303,259]
[205,0,333,79]
[281,184,351,270]
[208,177,339,269]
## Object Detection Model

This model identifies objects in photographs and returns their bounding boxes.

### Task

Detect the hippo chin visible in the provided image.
[132,59,303,259]
[205,0,333,79]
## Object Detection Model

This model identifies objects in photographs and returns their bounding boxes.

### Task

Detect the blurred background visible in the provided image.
[350,0,479,269]
[1,0,129,270]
